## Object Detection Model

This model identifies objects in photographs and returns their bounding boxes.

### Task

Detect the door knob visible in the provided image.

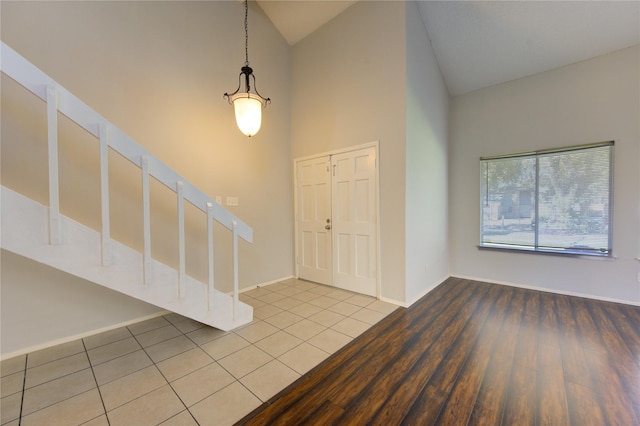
[325,224,331,230]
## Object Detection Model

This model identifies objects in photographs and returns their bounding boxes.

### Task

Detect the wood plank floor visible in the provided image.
[237,277,640,425]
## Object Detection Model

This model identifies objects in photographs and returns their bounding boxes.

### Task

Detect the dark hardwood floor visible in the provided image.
[238,277,640,425]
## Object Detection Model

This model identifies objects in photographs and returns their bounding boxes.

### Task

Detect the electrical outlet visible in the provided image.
[226,196,238,206]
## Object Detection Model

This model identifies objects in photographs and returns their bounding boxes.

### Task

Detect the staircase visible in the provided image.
[0,42,253,331]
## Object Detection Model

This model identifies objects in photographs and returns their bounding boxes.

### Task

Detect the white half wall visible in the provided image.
[449,46,640,304]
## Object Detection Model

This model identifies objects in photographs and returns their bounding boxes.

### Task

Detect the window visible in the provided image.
[480,142,613,256]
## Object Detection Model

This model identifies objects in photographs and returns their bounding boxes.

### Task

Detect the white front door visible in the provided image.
[295,145,378,296]
[296,156,332,285]
[331,147,377,296]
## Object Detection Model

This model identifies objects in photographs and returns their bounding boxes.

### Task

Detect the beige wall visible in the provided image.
[404,1,450,304]
[291,1,408,303]
[449,46,640,303]
[1,1,293,355]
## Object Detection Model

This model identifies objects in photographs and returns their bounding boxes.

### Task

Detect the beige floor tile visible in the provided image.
[218,346,273,379]
[351,307,389,324]
[20,388,104,426]
[254,331,303,358]
[87,337,141,366]
[234,321,278,343]
[189,382,261,426]
[162,312,188,325]
[243,287,273,298]
[241,297,267,309]
[145,335,196,363]
[308,285,334,296]
[1,392,22,424]
[308,329,352,354]
[308,309,346,327]
[156,348,213,382]
[345,293,376,307]
[200,334,250,360]
[92,349,152,386]
[325,288,356,301]
[254,292,287,304]
[331,317,371,338]
[284,319,326,341]
[1,371,24,398]
[328,301,363,316]
[83,327,132,350]
[278,342,330,375]
[262,282,291,293]
[288,302,323,318]
[159,409,198,425]
[136,324,181,348]
[25,352,90,389]
[171,318,205,334]
[263,311,304,329]
[100,365,167,411]
[171,363,235,407]
[290,291,318,303]
[270,297,302,311]
[308,295,340,309]
[22,369,96,416]
[81,414,110,426]
[127,316,171,335]
[274,285,306,296]
[367,300,399,314]
[253,304,284,320]
[186,326,229,346]
[294,281,318,291]
[106,385,184,426]
[240,360,300,401]
[27,340,85,368]
[1,355,26,377]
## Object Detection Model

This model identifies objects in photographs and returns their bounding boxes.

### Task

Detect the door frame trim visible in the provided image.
[293,141,381,298]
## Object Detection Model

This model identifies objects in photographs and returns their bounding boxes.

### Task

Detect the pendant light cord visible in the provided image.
[244,0,249,67]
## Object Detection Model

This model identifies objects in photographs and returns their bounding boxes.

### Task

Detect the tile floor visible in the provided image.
[0,278,397,425]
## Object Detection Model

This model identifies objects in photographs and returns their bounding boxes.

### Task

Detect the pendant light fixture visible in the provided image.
[224,0,270,137]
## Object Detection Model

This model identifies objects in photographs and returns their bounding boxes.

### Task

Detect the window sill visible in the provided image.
[478,244,615,260]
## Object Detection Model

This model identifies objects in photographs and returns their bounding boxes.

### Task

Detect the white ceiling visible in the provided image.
[257,0,640,96]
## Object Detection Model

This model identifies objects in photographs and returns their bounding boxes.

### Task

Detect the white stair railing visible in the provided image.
[1,41,252,317]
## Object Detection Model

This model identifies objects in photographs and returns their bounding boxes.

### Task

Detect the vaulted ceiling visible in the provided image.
[257,1,640,96]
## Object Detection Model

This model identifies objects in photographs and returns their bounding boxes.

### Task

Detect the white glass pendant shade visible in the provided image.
[232,93,262,137]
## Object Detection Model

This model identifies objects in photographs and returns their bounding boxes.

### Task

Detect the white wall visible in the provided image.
[404,1,450,304]
[290,1,408,303]
[1,1,293,356]
[449,46,640,303]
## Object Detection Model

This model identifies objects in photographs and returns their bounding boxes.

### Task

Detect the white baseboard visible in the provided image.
[237,275,296,294]
[1,310,170,361]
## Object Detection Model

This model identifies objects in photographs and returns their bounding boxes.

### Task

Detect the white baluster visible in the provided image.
[46,86,61,245]
[177,181,186,298]
[232,220,239,321]
[99,124,111,266]
[142,156,152,285]
[207,203,215,311]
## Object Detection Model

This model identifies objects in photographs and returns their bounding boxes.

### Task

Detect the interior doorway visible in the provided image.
[294,143,379,297]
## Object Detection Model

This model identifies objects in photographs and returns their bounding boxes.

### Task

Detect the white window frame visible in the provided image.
[479,141,614,257]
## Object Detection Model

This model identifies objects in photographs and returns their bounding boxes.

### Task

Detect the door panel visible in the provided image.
[331,147,377,296]
[296,157,332,285]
